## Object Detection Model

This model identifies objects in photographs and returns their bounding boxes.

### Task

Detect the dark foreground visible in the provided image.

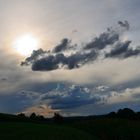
[0,108,140,140]
[0,122,96,140]
[0,118,140,140]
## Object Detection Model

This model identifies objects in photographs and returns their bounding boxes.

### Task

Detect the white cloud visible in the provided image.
[23,104,59,118]
[106,87,140,104]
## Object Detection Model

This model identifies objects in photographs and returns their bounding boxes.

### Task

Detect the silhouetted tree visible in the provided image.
[37,115,45,121]
[117,108,135,119]
[53,113,63,123]
[30,113,37,120]
[108,112,116,118]
[17,113,26,118]
[136,112,140,120]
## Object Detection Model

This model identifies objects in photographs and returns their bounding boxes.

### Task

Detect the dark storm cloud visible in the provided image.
[21,21,140,71]
[21,48,47,66]
[31,53,66,71]
[84,21,129,51]
[84,29,119,50]
[105,40,131,58]
[53,38,71,53]
[123,48,140,58]
[118,20,130,30]
[105,41,140,58]
[31,50,98,71]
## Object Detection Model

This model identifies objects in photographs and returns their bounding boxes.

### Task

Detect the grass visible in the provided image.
[0,118,140,140]
[0,122,97,140]
[68,118,140,140]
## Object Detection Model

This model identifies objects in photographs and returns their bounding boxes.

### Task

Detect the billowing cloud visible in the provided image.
[23,104,58,117]
[14,82,140,116]
[21,21,140,71]
[18,84,102,110]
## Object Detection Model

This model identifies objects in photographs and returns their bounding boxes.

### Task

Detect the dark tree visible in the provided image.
[37,115,45,121]
[53,113,63,123]
[17,113,26,118]
[30,113,37,120]
[108,112,116,118]
[117,108,135,118]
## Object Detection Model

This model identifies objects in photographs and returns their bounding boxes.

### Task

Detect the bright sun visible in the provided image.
[13,34,39,56]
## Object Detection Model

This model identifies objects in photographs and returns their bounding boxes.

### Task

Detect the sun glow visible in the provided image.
[13,34,39,56]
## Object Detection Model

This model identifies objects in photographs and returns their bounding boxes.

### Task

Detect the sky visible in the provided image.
[0,0,140,117]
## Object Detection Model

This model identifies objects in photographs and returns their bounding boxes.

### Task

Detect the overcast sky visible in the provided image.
[0,0,140,116]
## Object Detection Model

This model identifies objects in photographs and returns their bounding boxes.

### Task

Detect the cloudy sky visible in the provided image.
[0,0,140,117]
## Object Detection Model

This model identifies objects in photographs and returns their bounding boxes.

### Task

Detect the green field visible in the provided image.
[0,119,140,140]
